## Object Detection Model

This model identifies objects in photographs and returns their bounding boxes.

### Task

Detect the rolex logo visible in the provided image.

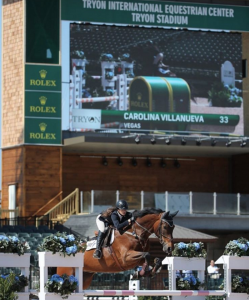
[39,123,47,132]
[137,92,142,100]
[39,70,47,79]
[39,96,47,105]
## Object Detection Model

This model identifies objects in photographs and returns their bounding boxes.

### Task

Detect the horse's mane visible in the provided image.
[133,208,164,218]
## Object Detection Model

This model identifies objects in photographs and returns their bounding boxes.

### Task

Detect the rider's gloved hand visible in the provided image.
[130,216,135,223]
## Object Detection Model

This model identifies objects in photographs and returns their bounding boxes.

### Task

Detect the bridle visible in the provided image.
[131,212,174,247]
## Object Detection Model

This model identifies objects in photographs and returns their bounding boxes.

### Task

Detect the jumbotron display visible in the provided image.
[67,24,243,136]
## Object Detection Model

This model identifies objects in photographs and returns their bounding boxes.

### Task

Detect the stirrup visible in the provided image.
[93,249,102,259]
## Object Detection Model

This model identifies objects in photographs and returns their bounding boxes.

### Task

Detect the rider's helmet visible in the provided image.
[116,199,128,210]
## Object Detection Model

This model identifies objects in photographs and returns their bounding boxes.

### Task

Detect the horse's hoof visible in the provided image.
[154,258,161,265]
[131,271,139,280]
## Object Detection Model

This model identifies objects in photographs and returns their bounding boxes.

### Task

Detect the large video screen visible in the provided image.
[66,23,243,136]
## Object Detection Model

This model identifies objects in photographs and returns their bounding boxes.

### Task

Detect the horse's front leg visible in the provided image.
[139,252,151,276]
[150,257,162,277]
[124,250,151,279]
[139,257,162,278]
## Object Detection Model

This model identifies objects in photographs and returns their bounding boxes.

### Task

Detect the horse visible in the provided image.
[57,208,178,289]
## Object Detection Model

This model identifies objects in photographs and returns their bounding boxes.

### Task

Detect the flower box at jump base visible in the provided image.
[38,252,84,300]
[0,253,30,300]
[216,255,249,300]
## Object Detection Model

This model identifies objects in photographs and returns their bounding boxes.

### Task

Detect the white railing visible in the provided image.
[80,190,248,215]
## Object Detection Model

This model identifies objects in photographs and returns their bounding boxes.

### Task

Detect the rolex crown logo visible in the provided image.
[39,70,47,79]
[137,92,142,101]
[39,96,47,105]
[39,123,47,132]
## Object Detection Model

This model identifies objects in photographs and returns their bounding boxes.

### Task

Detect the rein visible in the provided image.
[131,213,173,246]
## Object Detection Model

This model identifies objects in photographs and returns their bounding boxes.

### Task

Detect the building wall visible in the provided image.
[232,153,249,193]
[62,154,231,197]
[1,147,24,213]
[1,0,249,217]
[2,0,24,147]
[24,146,62,217]
[2,146,62,216]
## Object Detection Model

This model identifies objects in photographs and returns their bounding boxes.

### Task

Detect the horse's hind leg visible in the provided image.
[57,267,74,276]
[83,272,95,289]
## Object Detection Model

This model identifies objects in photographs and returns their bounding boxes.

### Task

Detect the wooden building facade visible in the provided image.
[1,0,249,217]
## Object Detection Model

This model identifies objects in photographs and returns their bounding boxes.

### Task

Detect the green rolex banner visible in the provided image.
[25,118,62,145]
[61,0,249,32]
[25,91,61,118]
[25,64,62,145]
[25,65,61,92]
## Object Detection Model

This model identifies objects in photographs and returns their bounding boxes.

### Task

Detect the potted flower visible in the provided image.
[0,234,31,297]
[172,241,207,258]
[38,232,85,256]
[44,274,78,299]
[125,70,135,78]
[223,237,249,256]
[208,82,243,107]
[0,273,29,300]
[176,274,202,290]
[216,238,249,300]
[105,69,114,80]
[38,233,84,300]
[72,50,85,59]
[164,242,206,290]
[219,275,249,294]
[0,235,30,255]
[120,53,133,63]
[100,53,114,62]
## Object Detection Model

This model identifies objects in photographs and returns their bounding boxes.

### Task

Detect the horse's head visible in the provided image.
[156,210,178,255]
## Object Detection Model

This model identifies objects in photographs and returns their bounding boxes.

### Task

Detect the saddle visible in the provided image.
[94,227,114,247]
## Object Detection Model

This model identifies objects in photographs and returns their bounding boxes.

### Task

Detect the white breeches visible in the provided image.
[153,53,163,65]
[96,214,106,233]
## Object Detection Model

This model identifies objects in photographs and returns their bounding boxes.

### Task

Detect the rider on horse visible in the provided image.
[93,199,135,259]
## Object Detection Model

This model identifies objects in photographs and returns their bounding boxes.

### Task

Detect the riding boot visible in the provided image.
[93,230,106,259]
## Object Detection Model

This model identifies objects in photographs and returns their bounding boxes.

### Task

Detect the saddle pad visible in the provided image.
[86,230,115,251]
[86,240,97,251]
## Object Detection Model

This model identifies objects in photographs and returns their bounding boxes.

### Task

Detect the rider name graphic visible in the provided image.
[81,0,235,25]
[124,112,205,122]
[72,109,239,130]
